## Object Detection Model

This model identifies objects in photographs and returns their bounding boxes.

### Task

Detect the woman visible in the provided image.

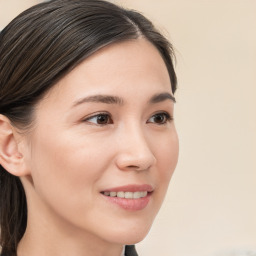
[0,0,179,255]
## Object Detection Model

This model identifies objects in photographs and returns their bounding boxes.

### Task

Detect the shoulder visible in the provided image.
[125,245,138,256]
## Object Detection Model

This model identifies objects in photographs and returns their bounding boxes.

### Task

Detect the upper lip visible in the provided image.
[101,184,154,193]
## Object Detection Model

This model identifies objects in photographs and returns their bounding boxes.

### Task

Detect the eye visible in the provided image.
[83,113,113,125]
[147,112,173,125]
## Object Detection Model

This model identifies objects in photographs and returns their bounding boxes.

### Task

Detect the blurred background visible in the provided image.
[0,0,255,255]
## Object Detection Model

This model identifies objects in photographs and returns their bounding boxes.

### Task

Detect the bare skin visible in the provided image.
[0,38,179,256]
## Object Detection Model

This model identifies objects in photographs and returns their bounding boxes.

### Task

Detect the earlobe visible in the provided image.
[0,114,29,177]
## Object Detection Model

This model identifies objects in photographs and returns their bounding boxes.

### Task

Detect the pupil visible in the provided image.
[97,115,108,124]
[155,114,164,123]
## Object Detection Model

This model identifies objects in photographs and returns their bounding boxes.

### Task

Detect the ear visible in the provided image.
[0,114,30,177]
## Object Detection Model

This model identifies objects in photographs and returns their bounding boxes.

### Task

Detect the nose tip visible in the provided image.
[115,136,156,172]
[116,153,156,172]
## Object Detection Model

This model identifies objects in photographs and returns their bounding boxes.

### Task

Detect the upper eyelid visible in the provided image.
[81,112,113,126]
[148,112,173,122]
[150,111,173,118]
[152,110,171,115]
[82,112,111,120]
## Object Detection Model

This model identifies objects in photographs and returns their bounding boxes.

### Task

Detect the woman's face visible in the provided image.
[22,39,179,245]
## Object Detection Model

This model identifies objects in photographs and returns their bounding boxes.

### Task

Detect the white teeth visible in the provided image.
[117,191,125,198]
[142,191,147,197]
[133,191,142,199]
[125,192,133,199]
[110,192,117,197]
[134,191,147,199]
[103,191,148,199]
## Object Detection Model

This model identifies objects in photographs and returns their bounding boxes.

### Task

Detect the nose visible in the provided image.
[115,126,156,172]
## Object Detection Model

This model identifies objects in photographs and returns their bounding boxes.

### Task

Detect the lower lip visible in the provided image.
[101,193,151,211]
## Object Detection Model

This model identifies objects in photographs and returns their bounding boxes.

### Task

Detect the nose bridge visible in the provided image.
[115,121,156,171]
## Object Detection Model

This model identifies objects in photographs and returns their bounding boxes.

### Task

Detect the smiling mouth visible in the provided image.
[100,185,153,210]
[101,191,150,199]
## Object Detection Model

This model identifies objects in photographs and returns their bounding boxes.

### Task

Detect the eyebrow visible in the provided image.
[149,92,176,103]
[72,92,175,107]
[73,94,124,107]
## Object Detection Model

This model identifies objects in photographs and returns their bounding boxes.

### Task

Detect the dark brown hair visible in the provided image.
[0,0,177,255]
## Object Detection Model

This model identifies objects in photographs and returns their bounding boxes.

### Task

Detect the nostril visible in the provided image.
[127,165,139,169]
[127,165,149,172]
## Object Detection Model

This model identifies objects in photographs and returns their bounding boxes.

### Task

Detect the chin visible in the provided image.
[103,219,154,245]
[121,233,149,245]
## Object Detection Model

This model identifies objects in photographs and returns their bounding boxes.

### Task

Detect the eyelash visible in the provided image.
[82,112,173,126]
[83,113,113,126]
[147,112,173,125]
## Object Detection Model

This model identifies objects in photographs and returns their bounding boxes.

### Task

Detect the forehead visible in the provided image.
[38,38,172,110]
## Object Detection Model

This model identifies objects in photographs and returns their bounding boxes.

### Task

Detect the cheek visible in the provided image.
[153,130,179,190]
[28,129,112,211]
[157,129,178,169]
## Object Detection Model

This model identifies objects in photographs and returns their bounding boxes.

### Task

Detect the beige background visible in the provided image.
[1,0,255,255]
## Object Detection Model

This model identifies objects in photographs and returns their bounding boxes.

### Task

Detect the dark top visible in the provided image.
[125,245,138,256]
[0,245,138,256]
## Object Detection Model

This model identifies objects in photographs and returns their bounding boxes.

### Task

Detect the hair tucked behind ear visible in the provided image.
[0,0,177,255]
[0,169,27,256]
